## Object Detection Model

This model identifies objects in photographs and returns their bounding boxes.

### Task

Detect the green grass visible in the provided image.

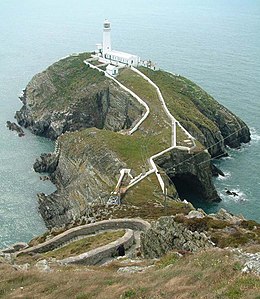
[138,67,224,153]
[113,173,192,220]
[174,214,230,232]
[211,229,259,248]
[44,230,125,259]
[59,126,169,175]
[155,251,181,269]
[118,68,170,133]
[30,52,108,113]
[139,67,219,129]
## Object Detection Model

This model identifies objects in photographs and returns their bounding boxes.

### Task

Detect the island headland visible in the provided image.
[1,21,259,299]
[14,47,250,229]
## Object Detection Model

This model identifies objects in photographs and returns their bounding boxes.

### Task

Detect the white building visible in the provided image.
[106,64,119,76]
[103,19,112,55]
[104,50,140,66]
[97,20,140,67]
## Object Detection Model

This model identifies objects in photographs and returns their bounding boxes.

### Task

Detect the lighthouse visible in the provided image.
[103,19,111,56]
[96,19,140,67]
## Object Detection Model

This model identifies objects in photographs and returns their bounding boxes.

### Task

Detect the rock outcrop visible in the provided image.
[155,148,220,202]
[37,129,128,228]
[233,249,260,276]
[141,216,214,258]
[33,153,59,174]
[6,121,25,137]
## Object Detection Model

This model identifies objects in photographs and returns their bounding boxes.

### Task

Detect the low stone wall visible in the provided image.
[59,229,134,265]
[17,218,150,255]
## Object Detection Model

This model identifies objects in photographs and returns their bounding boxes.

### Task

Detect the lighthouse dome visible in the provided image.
[104,19,111,29]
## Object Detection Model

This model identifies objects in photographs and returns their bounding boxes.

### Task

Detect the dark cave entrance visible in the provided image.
[170,173,206,206]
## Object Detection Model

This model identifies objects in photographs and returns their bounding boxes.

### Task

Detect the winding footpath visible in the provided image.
[84,60,196,194]
[15,218,150,266]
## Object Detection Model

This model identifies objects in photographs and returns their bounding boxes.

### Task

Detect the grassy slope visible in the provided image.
[138,67,222,139]
[57,66,195,219]
[30,52,107,113]
[1,249,259,299]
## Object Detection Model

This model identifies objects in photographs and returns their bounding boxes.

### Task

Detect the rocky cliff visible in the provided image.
[36,129,128,228]
[15,53,251,228]
[154,148,220,202]
[16,53,144,139]
[35,130,218,228]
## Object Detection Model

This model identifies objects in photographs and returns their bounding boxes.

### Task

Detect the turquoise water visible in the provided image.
[0,0,259,248]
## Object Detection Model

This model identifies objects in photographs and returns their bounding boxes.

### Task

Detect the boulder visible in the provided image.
[187,210,205,219]
[33,153,58,174]
[6,121,25,137]
[35,259,51,272]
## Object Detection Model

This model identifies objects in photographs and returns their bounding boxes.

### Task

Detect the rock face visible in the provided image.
[6,121,25,137]
[155,148,220,202]
[140,216,214,258]
[15,53,144,140]
[37,129,127,228]
[234,250,260,276]
[33,153,59,174]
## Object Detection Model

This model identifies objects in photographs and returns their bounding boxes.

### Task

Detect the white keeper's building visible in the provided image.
[96,20,140,67]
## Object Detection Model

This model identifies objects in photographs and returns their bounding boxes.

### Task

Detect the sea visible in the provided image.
[0,0,259,248]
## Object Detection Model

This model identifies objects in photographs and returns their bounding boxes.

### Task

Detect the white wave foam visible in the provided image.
[250,127,260,142]
[222,155,234,160]
[220,188,248,203]
[217,171,231,181]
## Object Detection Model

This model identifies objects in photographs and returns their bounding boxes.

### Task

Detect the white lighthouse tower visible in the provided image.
[103,19,111,57]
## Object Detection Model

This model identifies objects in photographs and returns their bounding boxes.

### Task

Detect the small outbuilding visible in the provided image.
[106,64,119,76]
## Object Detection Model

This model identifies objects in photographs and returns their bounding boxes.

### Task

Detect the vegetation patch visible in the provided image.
[138,67,220,133]
[174,214,230,232]
[211,229,258,248]
[29,52,108,113]
[155,251,181,269]
[137,67,232,155]
[240,220,260,230]
[174,214,260,248]
[1,249,259,299]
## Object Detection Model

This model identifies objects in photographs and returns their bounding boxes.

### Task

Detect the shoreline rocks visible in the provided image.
[33,153,59,174]
[6,121,25,137]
